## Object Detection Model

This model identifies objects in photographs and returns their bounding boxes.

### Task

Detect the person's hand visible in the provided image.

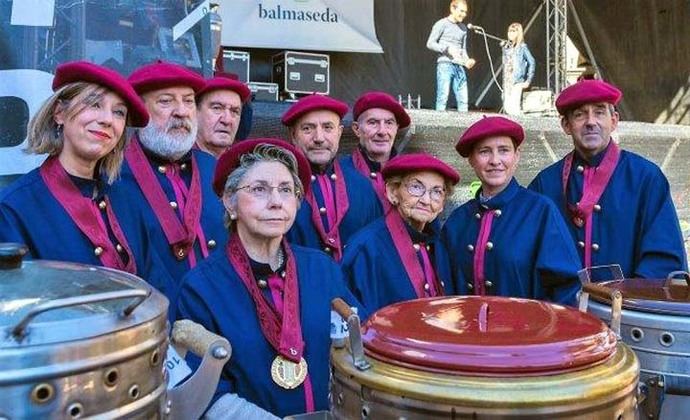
[447,45,462,59]
[465,58,477,69]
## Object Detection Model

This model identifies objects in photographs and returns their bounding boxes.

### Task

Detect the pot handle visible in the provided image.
[11,288,150,338]
[580,282,623,338]
[167,320,232,420]
[332,298,370,371]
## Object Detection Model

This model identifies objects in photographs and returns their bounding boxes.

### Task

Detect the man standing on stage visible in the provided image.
[115,61,227,286]
[195,73,251,158]
[283,94,380,260]
[340,91,411,214]
[427,0,476,112]
[529,79,687,279]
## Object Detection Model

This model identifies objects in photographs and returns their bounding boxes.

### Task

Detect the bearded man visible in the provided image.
[114,61,227,288]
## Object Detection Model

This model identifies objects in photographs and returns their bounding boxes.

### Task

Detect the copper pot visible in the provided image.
[331,296,639,419]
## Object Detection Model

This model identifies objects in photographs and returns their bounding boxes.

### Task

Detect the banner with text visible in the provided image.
[219,0,383,53]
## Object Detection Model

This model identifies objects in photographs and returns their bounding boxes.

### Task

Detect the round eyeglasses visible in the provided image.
[405,181,446,202]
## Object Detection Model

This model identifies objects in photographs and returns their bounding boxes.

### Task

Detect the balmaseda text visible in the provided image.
[258,4,339,23]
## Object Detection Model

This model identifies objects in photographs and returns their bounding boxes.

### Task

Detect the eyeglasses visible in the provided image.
[235,182,298,200]
[405,181,446,202]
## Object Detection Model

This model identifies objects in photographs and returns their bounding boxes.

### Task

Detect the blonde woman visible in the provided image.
[502,22,536,115]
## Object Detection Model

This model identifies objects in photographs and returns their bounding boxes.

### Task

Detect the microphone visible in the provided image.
[467,23,484,31]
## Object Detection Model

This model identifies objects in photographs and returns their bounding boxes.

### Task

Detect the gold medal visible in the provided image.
[271,355,308,389]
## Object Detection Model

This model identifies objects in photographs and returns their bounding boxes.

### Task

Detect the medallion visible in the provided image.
[573,216,584,228]
[271,355,308,389]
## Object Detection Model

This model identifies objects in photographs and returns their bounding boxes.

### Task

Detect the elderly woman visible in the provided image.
[341,153,459,314]
[0,61,170,286]
[175,139,364,418]
[442,116,581,304]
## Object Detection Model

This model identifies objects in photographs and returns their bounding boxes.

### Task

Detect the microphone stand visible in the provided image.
[468,26,508,45]
[468,26,509,101]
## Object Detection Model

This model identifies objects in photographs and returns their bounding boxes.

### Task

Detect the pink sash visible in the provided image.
[472,209,496,295]
[226,235,314,411]
[384,210,443,298]
[305,161,349,261]
[561,142,620,267]
[124,137,204,264]
[351,148,392,214]
[40,156,136,273]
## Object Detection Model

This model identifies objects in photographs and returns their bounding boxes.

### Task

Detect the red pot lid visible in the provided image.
[589,278,690,316]
[362,296,616,376]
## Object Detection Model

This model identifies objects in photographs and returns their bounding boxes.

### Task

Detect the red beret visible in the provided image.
[352,91,411,129]
[197,73,251,103]
[555,79,622,115]
[128,60,205,95]
[281,94,348,126]
[382,153,460,185]
[456,116,525,158]
[213,138,312,197]
[52,61,149,127]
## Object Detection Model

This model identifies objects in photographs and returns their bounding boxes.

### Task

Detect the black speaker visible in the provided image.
[0,96,29,148]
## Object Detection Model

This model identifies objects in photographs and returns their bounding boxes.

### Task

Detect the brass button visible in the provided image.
[258,279,268,289]
[440,281,445,287]
[426,245,431,251]
[319,207,327,214]
[170,201,178,209]
[594,204,602,212]
[180,163,187,171]
[115,244,124,253]
[98,200,107,210]
[369,172,377,179]
[310,175,316,182]
[424,283,430,291]
[158,165,167,174]
[486,280,493,288]
[281,271,286,278]
[330,173,337,181]
[467,282,474,290]
[578,241,585,248]
[475,213,481,219]
[324,246,331,253]
[592,243,600,251]
[467,244,474,252]
[413,244,420,251]
[94,246,104,256]
[207,239,217,248]
[576,165,584,173]
[486,241,494,250]
[494,209,502,217]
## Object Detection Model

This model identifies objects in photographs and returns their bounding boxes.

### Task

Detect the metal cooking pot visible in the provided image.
[329,296,639,419]
[0,243,230,419]
[579,265,690,420]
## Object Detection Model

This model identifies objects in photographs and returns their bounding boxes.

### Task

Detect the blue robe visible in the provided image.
[341,216,454,314]
[175,244,364,418]
[442,178,582,305]
[0,168,174,297]
[338,148,392,218]
[113,141,227,286]
[529,147,687,279]
[286,161,380,255]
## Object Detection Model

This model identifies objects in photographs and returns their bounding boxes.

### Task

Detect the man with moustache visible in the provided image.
[195,73,251,157]
[529,79,687,279]
[114,61,227,289]
[282,94,379,260]
[340,91,411,215]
